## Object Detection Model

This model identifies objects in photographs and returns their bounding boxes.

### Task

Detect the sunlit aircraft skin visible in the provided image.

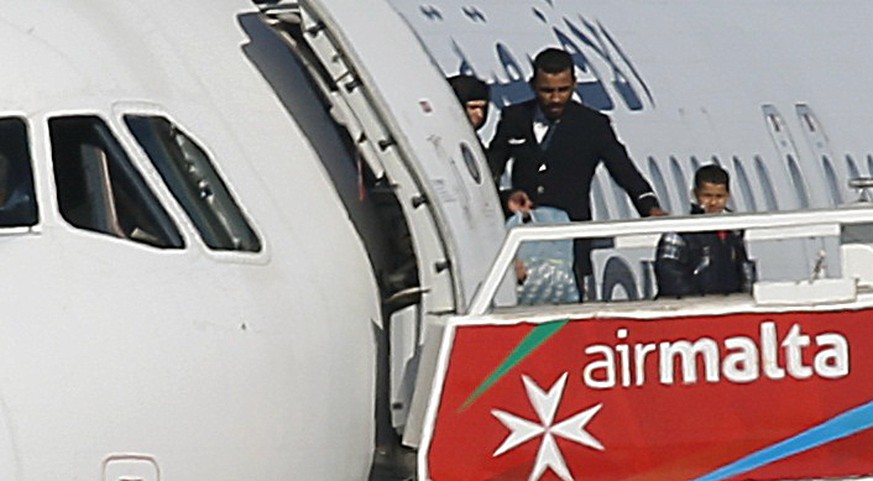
[0,1,442,480]
[6,0,873,480]
[0,0,519,478]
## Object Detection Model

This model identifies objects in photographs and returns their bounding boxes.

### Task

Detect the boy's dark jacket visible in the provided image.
[655,204,753,297]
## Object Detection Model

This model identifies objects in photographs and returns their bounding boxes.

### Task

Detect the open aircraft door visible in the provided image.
[253,0,513,445]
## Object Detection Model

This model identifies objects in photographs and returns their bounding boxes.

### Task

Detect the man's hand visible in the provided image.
[507,190,534,215]
[648,206,669,217]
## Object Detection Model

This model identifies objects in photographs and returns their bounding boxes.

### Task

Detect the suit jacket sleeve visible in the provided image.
[596,116,660,216]
[486,111,513,185]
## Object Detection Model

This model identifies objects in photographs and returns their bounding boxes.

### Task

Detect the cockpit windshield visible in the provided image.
[0,117,38,227]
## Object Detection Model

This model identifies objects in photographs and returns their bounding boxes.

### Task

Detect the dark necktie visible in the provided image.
[540,119,560,151]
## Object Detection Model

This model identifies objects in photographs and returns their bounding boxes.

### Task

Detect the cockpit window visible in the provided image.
[49,116,184,248]
[0,118,38,227]
[124,115,261,252]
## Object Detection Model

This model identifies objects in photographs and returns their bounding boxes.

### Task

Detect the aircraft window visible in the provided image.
[786,155,810,209]
[690,155,701,172]
[867,154,873,177]
[647,156,672,213]
[124,115,261,252]
[822,155,842,206]
[754,155,779,210]
[0,118,38,227]
[669,156,688,206]
[49,116,183,248]
[846,155,861,180]
[732,156,757,212]
[710,155,721,167]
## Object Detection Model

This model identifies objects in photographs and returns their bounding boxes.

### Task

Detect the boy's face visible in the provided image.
[695,181,730,213]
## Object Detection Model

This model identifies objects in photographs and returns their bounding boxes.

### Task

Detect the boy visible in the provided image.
[655,164,754,297]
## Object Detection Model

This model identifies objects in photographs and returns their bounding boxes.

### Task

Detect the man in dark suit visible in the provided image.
[488,48,666,292]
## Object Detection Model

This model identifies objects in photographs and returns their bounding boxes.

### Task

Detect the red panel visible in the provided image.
[426,309,873,481]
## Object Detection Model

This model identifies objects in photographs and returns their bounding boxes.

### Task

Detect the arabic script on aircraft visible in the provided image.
[416,2,655,111]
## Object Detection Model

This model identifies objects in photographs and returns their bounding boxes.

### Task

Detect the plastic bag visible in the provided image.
[506,207,580,305]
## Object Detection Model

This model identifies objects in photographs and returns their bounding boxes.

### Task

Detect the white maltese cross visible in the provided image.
[491,372,604,481]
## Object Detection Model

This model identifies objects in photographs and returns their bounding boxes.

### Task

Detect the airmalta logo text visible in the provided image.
[426,312,873,481]
[582,321,849,389]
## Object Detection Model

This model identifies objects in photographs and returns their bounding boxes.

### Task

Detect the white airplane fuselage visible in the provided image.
[4,1,873,480]
[0,0,514,478]
[0,2,384,479]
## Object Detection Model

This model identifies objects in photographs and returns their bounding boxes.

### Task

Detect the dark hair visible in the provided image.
[532,48,574,76]
[447,75,489,104]
[694,164,730,191]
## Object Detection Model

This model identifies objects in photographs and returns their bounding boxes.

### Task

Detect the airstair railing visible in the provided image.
[468,205,873,316]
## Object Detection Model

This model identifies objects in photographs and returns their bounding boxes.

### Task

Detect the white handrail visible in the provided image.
[467,205,873,316]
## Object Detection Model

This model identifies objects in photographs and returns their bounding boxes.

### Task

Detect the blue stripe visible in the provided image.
[690,400,873,481]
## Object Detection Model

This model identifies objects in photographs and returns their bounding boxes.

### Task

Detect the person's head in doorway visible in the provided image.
[447,74,490,130]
